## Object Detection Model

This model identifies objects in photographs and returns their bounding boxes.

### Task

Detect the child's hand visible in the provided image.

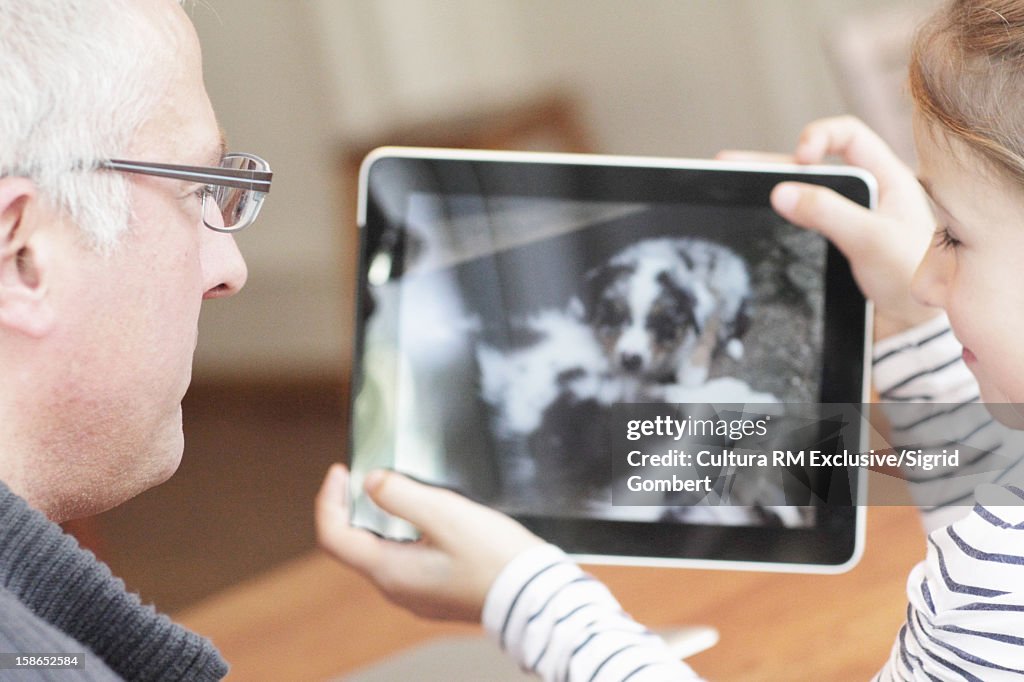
[315,464,545,622]
[719,116,940,340]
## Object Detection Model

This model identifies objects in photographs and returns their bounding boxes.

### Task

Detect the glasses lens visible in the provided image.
[209,155,265,230]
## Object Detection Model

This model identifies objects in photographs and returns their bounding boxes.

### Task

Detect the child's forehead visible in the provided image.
[921,172,1024,251]
[916,114,1019,190]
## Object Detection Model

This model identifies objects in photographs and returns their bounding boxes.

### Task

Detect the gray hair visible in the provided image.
[0,0,178,250]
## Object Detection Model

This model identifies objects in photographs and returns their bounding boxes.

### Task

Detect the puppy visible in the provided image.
[476,310,614,439]
[474,237,784,521]
[476,310,621,508]
[579,237,751,388]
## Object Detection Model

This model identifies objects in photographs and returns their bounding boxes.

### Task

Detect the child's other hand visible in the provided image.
[719,116,941,340]
[315,464,545,622]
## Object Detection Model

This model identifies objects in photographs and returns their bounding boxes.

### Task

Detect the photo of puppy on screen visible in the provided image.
[477,236,765,423]
[583,237,750,389]
[474,232,808,527]
[355,195,824,531]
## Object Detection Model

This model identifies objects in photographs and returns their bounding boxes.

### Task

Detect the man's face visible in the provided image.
[40,0,247,517]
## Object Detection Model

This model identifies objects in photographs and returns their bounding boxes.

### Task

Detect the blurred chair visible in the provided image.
[338,87,593,213]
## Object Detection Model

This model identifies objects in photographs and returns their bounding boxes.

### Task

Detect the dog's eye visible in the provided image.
[595,299,629,328]
[647,312,682,343]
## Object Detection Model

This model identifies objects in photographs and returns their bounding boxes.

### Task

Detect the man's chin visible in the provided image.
[152,413,186,484]
[129,410,186,494]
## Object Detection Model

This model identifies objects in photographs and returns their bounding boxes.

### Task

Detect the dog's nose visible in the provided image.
[620,353,643,372]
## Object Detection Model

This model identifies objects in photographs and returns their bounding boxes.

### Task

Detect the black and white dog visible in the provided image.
[579,237,751,389]
[476,237,794,523]
[478,237,755,440]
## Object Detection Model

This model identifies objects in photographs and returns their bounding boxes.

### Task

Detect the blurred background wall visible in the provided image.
[94,0,938,613]
[190,0,935,382]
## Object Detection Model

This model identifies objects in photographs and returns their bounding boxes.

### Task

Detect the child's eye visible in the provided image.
[933,226,962,250]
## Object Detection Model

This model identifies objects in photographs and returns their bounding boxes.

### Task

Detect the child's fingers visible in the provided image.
[314,464,386,576]
[771,181,877,255]
[362,469,476,545]
[795,116,913,189]
[714,150,796,164]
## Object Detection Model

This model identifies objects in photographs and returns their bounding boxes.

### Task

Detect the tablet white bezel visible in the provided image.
[353,147,875,573]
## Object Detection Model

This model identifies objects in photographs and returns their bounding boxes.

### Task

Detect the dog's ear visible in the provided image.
[578,263,631,321]
[672,245,697,271]
[730,297,752,340]
[656,270,700,333]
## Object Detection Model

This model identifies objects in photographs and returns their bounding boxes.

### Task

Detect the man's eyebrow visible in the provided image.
[202,131,228,167]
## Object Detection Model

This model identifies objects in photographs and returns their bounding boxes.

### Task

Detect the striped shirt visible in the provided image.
[482,315,1024,680]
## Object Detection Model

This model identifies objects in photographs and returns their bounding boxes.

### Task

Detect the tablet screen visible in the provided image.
[350,149,873,569]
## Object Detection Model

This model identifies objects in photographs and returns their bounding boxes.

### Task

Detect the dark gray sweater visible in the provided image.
[0,481,227,680]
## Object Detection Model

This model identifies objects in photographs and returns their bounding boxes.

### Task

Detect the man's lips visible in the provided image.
[962,346,976,364]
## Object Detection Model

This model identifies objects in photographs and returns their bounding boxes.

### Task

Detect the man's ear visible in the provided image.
[0,177,56,338]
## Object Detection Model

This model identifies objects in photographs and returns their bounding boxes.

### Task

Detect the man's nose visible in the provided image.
[201,230,248,300]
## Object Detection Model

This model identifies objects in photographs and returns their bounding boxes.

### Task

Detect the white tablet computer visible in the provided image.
[349,148,874,572]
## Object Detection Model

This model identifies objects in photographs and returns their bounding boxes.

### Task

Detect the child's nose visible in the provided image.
[910,242,949,309]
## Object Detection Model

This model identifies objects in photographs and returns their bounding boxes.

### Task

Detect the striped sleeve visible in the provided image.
[874,485,1024,680]
[482,544,702,681]
[872,314,976,404]
[873,317,1024,678]
[872,314,1024,531]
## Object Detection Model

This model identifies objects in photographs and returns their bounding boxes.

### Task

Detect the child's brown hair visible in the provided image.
[910,0,1024,183]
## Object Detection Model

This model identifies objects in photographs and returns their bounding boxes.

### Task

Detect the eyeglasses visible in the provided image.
[99,152,272,232]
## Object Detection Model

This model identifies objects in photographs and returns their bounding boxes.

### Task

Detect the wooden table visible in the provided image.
[177,502,925,681]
